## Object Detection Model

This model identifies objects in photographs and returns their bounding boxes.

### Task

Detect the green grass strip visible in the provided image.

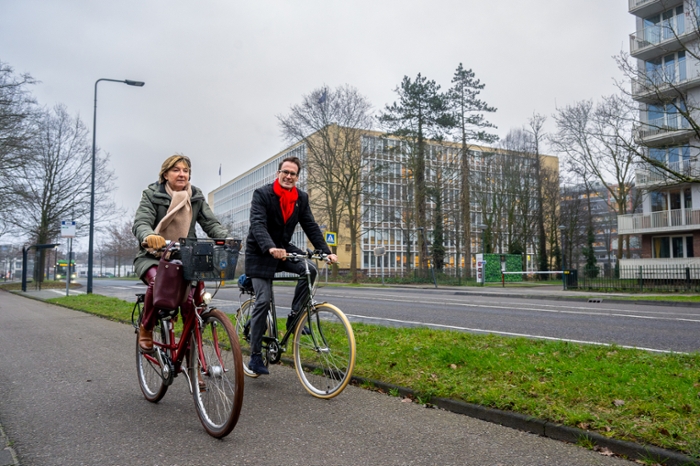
[45,294,700,457]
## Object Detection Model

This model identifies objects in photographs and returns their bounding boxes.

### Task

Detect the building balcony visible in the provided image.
[635,115,692,145]
[629,20,693,60]
[629,0,682,18]
[618,208,700,235]
[631,62,700,103]
[635,159,696,187]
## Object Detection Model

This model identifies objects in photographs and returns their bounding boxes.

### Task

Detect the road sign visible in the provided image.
[373,247,386,256]
[61,221,76,238]
[325,231,337,246]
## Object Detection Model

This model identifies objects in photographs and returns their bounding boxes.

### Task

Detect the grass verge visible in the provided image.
[0,281,81,291]
[45,293,700,458]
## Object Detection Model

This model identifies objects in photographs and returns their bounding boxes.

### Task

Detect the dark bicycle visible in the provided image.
[234,250,356,399]
[131,238,244,438]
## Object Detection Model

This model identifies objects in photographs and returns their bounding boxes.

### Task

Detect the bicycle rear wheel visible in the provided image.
[293,303,356,399]
[136,318,169,402]
[190,309,244,438]
[235,298,273,378]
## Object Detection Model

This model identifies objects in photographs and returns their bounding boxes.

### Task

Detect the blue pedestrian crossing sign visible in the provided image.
[325,231,337,246]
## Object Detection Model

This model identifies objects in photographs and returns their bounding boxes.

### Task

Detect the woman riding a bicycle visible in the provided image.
[132,154,229,353]
[245,155,337,375]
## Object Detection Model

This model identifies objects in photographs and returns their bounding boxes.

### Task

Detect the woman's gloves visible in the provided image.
[144,235,166,249]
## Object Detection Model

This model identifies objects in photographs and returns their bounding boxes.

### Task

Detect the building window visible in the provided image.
[651,191,667,212]
[653,235,694,258]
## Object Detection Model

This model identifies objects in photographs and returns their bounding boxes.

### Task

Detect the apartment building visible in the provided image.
[210,128,558,277]
[618,0,700,269]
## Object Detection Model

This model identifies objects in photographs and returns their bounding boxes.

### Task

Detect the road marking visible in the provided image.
[48,289,84,296]
[345,313,681,354]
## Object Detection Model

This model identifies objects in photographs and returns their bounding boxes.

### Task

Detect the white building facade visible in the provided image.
[618,0,700,272]
[211,131,551,278]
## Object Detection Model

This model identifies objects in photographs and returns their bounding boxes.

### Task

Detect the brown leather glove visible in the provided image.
[144,234,166,249]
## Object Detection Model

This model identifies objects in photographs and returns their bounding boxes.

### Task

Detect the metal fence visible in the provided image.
[574,264,700,292]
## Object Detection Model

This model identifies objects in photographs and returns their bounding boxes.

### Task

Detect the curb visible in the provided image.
[353,377,700,466]
[0,422,19,466]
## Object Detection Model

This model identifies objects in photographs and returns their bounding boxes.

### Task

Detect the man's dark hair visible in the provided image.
[279,156,302,173]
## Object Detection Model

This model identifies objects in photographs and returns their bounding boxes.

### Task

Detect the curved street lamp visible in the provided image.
[88,78,145,294]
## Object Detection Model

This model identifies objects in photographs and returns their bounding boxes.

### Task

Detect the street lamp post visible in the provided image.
[88,78,144,294]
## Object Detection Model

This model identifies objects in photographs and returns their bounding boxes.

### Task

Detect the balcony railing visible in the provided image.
[618,208,700,234]
[636,113,691,140]
[631,61,691,99]
[635,159,694,185]
[630,17,690,56]
[629,0,657,10]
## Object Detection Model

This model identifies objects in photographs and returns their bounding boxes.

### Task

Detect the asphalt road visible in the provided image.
[82,278,700,353]
[0,291,636,465]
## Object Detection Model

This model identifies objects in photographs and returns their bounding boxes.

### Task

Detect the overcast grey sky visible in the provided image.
[1,0,634,246]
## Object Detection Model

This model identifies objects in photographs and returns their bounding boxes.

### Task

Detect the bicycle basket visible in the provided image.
[179,238,241,281]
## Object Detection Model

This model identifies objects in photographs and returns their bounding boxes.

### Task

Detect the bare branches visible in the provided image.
[278,85,373,282]
[7,105,117,245]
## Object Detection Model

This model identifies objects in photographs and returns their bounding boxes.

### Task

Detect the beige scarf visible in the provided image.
[155,182,193,243]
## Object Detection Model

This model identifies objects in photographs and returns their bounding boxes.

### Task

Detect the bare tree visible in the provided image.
[278,85,373,283]
[0,61,38,236]
[103,219,139,277]
[552,95,639,261]
[526,113,549,275]
[7,104,116,273]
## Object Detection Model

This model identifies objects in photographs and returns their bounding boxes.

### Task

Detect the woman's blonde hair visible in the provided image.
[159,155,192,183]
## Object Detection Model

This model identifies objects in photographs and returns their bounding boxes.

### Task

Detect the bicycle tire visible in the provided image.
[235,298,273,378]
[136,317,169,403]
[293,303,356,399]
[190,309,244,438]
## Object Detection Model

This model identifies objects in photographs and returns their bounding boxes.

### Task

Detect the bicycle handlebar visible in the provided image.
[285,250,335,264]
[141,238,238,251]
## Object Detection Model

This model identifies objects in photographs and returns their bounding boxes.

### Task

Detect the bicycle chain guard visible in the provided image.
[155,348,175,386]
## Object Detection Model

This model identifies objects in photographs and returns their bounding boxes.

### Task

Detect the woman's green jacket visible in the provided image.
[132,181,228,279]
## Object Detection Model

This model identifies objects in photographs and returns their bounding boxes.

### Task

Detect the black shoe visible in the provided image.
[287,312,311,335]
[249,353,269,375]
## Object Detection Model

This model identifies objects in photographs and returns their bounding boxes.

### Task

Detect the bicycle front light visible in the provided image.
[202,291,212,305]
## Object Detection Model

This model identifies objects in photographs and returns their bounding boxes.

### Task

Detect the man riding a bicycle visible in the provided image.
[244,156,337,375]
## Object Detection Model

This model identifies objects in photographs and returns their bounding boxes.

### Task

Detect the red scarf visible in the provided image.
[272,179,298,223]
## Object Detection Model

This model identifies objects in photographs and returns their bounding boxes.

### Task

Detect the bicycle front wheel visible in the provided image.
[136,318,169,403]
[190,309,244,438]
[293,303,356,399]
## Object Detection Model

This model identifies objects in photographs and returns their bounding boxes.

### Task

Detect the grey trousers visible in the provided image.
[249,258,317,354]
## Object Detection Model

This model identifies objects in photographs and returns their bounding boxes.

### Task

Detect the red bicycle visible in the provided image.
[131,238,244,438]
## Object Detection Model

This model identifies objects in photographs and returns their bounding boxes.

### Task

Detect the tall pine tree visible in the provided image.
[446,64,497,279]
[380,74,452,274]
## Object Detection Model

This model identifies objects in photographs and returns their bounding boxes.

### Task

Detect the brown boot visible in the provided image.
[139,325,154,353]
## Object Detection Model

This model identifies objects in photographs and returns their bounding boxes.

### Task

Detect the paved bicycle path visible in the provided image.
[0,291,638,466]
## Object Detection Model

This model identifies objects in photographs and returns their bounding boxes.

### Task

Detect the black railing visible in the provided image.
[574,264,700,292]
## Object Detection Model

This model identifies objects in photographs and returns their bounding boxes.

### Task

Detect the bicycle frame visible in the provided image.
[256,253,326,353]
[141,280,219,388]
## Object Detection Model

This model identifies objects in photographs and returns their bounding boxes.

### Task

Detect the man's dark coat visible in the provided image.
[245,183,331,279]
